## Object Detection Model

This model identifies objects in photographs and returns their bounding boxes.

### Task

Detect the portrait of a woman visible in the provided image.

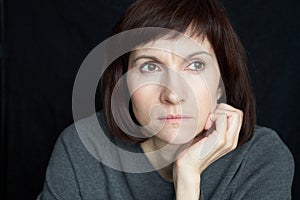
[37,0,294,199]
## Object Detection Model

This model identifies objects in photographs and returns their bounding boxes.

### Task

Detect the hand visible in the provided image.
[173,103,243,199]
[172,103,243,199]
[175,103,243,175]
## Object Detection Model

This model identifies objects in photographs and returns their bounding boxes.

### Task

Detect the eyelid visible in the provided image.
[132,55,161,67]
[185,60,206,70]
[188,57,206,64]
[139,62,163,73]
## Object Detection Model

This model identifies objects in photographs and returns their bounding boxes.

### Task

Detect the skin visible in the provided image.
[126,35,243,199]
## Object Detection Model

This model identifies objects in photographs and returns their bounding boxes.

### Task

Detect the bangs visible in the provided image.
[112,0,224,45]
[104,0,256,145]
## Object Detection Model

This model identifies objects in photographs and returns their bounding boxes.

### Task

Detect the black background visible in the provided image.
[1,0,299,199]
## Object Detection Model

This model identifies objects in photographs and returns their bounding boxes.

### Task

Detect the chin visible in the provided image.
[156,128,198,145]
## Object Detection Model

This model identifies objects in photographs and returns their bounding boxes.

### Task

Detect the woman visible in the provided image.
[38,0,294,199]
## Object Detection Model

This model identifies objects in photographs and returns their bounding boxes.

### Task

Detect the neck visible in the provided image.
[140,137,184,181]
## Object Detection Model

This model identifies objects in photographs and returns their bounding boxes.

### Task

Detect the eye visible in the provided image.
[139,62,162,73]
[186,61,205,72]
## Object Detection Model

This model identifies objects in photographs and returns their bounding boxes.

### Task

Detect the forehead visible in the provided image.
[131,34,215,59]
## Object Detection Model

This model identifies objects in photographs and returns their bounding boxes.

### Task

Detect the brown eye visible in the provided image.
[140,63,161,73]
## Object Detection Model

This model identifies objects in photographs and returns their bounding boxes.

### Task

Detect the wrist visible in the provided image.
[173,165,201,200]
[174,159,202,177]
[174,167,201,187]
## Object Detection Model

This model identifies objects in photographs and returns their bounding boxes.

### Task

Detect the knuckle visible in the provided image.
[231,141,237,149]
[216,137,226,147]
[226,143,234,151]
[233,143,238,149]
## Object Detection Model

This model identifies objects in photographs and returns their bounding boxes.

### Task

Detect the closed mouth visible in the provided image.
[158,114,193,121]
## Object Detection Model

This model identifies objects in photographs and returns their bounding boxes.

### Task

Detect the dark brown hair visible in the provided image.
[100,0,256,146]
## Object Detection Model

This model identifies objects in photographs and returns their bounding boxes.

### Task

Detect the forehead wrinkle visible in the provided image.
[136,35,214,56]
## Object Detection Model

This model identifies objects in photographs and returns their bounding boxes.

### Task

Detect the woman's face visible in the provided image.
[126,35,221,144]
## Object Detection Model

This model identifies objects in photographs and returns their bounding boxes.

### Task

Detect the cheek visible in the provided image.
[130,87,158,125]
[196,88,212,117]
[131,93,148,123]
[190,78,215,110]
[189,80,215,132]
[191,72,219,110]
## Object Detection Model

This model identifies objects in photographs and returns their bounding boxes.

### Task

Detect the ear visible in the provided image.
[217,86,223,101]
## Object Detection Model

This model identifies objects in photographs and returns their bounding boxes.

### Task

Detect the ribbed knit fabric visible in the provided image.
[37,112,294,200]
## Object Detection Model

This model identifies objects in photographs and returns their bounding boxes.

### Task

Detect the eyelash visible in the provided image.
[185,61,206,72]
[139,61,206,73]
[139,62,162,73]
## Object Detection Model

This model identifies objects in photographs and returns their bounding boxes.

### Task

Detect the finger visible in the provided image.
[215,104,243,125]
[213,104,243,151]
[191,107,238,160]
[214,109,242,132]
[203,113,228,155]
[209,113,227,136]
[215,103,241,112]
[213,104,243,134]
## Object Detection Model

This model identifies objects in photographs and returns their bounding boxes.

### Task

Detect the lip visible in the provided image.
[158,114,193,122]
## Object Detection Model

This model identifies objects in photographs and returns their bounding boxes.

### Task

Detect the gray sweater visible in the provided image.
[37,113,294,200]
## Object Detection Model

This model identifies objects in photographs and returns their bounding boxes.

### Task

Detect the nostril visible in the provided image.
[161,89,184,104]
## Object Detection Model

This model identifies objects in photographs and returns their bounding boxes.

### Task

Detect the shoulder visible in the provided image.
[55,112,142,169]
[57,112,115,153]
[231,125,294,199]
[39,113,120,199]
[47,112,118,177]
[48,114,103,169]
[200,125,294,199]
[244,125,294,169]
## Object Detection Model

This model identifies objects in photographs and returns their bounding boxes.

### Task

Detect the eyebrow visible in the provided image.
[187,51,213,59]
[132,51,213,64]
[132,56,161,64]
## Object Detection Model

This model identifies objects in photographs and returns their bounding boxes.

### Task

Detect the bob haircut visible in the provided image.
[100,0,256,146]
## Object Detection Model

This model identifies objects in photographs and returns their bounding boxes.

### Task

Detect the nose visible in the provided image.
[160,88,184,104]
[159,70,186,105]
